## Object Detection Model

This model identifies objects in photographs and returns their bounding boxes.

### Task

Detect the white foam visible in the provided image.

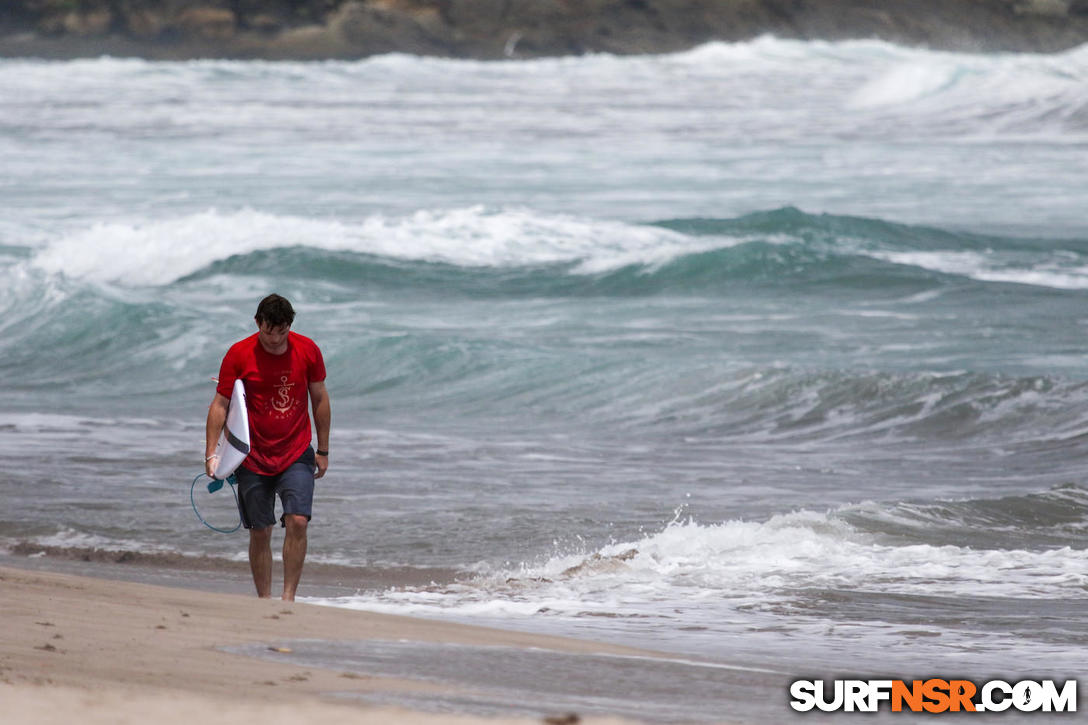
[849,62,958,108]
[313,508,1088,625]
[29,204,1085,290]
[0,412,117,431]
[868,249,1088,290]
[29,207,723,286]
[3,37,1084,144]
[28,528,179,554]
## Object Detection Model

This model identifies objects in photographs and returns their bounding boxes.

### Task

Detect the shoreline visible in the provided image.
[0,551,792,722]
[0,562,667,724]
[1,543,463,600]
[2,0,1088,61]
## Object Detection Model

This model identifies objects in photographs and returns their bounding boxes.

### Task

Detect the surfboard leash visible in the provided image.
[190,472,242,534]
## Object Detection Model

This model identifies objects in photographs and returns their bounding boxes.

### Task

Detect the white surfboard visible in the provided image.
[212,378,250,480]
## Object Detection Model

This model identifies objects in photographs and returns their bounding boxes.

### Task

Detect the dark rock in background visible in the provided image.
[1,0,1086,59]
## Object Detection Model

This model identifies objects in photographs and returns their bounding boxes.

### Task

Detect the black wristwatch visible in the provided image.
[316,449,329,457]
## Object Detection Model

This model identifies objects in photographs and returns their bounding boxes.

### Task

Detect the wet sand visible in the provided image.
[0,564,656,724]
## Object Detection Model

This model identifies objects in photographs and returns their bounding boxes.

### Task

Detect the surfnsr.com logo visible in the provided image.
[790,679,1077,713]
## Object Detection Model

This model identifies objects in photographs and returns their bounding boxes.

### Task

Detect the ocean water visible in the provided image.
[2,37,1088,720]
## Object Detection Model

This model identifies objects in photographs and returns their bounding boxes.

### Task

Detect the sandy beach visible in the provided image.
[0,564,661,724]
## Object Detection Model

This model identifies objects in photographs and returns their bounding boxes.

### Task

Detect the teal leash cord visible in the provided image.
[190,472,242,533]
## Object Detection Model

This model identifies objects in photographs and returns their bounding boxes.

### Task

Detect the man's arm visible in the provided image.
[309,380,331,479]
[205,392,229,478]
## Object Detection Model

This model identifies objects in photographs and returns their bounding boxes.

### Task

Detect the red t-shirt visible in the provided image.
[216,331,326,476]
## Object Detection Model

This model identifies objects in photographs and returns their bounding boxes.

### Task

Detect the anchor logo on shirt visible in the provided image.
[272,374,297,415]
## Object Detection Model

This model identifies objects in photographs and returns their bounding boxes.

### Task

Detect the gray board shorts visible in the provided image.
[234,447,316,529]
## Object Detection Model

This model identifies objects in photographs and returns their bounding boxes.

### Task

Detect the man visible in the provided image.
[205,294,331,601]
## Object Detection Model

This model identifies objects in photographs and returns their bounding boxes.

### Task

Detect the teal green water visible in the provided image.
[1,40,1087,710]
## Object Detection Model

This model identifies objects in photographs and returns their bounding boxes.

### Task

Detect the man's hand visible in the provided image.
[309,379,330,481]
[205,393,230,480]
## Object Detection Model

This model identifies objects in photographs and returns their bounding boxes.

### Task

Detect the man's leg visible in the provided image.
[282,514,308,601]
[248,526,274,598]
[235,467,277,599]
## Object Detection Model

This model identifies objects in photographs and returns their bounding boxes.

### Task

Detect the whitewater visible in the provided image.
[2,37,1087,721]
